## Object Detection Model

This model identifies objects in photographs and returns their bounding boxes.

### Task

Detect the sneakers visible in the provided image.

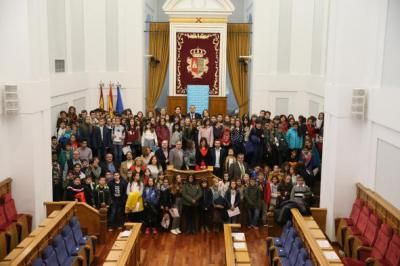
[145,228,151,234]
[176,228,181,234]
[152,228,158,234]
[170,229,178,235]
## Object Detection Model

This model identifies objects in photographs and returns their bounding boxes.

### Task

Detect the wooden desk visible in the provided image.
[165,166,216,186]
[224,224,251,266]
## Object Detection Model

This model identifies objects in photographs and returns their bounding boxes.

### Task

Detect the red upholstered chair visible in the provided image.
[377,233,400,266]
[343,224,394,266]
[0,207,9,231]
[336,199,364,247]
[348,213,381,258]
[343,205,371,256]
[3,193,20,222]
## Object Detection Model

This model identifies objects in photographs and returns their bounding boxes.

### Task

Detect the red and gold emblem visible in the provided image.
[186,47,209,79]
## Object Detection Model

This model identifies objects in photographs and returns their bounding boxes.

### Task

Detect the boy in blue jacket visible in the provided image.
[143,177,160,234]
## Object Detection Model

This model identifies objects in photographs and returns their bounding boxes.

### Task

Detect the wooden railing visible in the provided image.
[290,209,343,266]
[103,223,142,266]
[165,166,216,185]
[0,203,76,265]
[224,224,251,266]
[356,183,400,233]
[44,201,108,244]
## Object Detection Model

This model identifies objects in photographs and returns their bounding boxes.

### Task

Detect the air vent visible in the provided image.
[55,59,65,73]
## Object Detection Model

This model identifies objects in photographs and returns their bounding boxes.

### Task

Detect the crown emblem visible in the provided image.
[190,48,207,58]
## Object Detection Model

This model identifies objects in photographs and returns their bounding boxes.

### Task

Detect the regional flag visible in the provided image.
[116,84,124,115]
[108,83,114,117]
[99,83,104,110]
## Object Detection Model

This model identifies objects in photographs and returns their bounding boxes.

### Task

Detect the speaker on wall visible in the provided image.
[351,88,367,120]
[3,85,19,114]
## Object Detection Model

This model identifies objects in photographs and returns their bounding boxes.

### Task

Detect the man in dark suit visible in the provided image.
[186,105,202,120]
[228,153,249,180]
[210,140,226,179]
[92,117,112,161]
[155,140,169,171]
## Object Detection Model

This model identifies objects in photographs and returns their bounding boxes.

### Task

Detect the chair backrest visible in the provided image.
[0,206,8,230]
[289,237,303,265]
[52,234,69,265]
[363,213,381,246]
[385,233,400,266]
[280,223,293,246]
[295,248,309,266]
[355,205,371,234]
[304,259,314,266]
[350,199,364,224]
[61,226,78,256]
[3,193,18,222]
[371,224,393,260]
[32,257,44,266]
[6,223,18,253]
[69,221,84,245]
[42,246,58,266]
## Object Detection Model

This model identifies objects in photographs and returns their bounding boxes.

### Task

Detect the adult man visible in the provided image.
[155,140,169,171]
[100,153,119,175]
[210,140,226,179]
[77,139,93,161]
[92,117,112,161]
[228,153,249,180]
[63,150,82,180]
[169,141,184,170]
[186,105,201,120]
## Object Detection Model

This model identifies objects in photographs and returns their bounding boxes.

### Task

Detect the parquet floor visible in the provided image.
[96,226,269,266]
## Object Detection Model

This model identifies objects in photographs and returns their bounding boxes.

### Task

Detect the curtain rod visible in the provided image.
[144,21,253,24]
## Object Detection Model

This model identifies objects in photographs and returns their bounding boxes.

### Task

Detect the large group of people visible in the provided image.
[51,105,323,234]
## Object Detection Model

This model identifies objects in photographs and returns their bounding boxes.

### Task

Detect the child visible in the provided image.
[66,176,86,202]
[211,177,225,232]
[290,175,312,201]
[219,173,230,197]
[112,116,126,164]
[143,178,160,234]
[93,176,111,209]
[143,168,152,186]
[108,172,128,230]
[170,175,183,235]
[199,179,213,232]
[159,179,172,231]
[225,180,240,223]
[83,175,95,206]
[125,170,144,222]
[141,122,158,152]
[269,175,279,210]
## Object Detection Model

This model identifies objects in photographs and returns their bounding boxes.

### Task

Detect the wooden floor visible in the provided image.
[96,226,269,266]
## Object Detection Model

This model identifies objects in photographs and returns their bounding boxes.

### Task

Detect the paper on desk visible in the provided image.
[233,242,247,250]
[119,230,131,238]
[227,207,240,217]
[323,251,340,261]
[232,232,245,241]
[317,240,331,249]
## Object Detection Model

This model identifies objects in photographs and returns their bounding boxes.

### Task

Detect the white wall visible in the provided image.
[48,0,146,131]
[0,0,52,227]
[320,0,400,240]
[250,0,328,117]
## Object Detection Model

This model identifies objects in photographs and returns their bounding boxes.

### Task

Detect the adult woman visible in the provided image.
[67,106,78,124]
[170,174,184,234]
[133,157,146,176]
[198,119,214,148]
[182,175,201,234]
[125,118,141,157]
[155,118,170,147]
[182,118,194,150]
[225,180,240,223]
[231,119,244,155]
[196,137,212,169]
[141,146,154,165]
[147,155,162,180]
[246,119,264,167]
[170,123,182,148]
[141,122,157,151]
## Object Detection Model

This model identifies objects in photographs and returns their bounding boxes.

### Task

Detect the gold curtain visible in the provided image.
[227,24,250,116]
[146,23,169,112]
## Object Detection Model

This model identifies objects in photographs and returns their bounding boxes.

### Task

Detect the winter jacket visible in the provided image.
[200,187,213,210]
[182,183,202,206]
[286,127,303,149]
[143,186,159,206]
[93,185,111,208]
[244,185,263,209]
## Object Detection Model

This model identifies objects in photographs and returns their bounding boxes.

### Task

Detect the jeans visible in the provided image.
[247,207,260,226]
[109,199,125,228]
[113,144,123,164]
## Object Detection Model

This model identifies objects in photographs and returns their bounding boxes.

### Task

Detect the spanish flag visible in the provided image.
[108,83,114,117]
[99,83,104,110]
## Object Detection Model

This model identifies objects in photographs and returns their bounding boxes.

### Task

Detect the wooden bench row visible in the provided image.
[291,209,343,266]
[103,223,142,266]
[224,224,251,266]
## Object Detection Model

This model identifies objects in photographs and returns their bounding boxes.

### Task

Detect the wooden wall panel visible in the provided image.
[167,96,227,116]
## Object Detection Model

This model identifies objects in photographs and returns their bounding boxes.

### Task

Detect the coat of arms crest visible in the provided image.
[187,47,209,79]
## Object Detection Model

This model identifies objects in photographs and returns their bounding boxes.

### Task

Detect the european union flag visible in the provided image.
[116,85,124,115]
